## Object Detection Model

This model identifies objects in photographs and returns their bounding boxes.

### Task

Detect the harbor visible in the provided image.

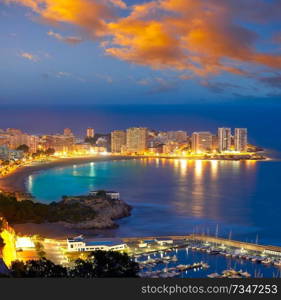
[126,235,281,278]
[12,234,281,278]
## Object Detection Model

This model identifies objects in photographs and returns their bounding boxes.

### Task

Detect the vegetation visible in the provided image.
[94,190,107,198]
[0,193,96,224]
[0,218,4,249]
[16,144,29,153]
[0,236,4,249]
[10,251,139,278]
[10,259,68,278]
[70,251,139,278]
[34,241,46,259]
[31,148,55,158]
[84,137,95,145]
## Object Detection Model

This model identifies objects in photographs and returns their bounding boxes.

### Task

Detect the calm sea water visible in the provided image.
[26,158,281,246]
[139,248,279,278]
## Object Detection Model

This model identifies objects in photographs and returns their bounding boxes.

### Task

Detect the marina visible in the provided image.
[126,234,281,278]
[31,234,281,278]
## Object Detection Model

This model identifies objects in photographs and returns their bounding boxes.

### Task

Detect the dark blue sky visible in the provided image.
[0,103,281,153]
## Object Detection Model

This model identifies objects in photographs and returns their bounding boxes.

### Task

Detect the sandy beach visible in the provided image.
[0,155,136,193]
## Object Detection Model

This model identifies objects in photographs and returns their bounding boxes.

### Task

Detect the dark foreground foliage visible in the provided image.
[0,193,96,224]
[10,251,139,278]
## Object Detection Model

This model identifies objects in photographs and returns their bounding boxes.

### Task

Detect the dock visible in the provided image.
[121,234,281,256]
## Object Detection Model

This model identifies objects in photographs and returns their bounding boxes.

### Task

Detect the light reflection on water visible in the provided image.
[27,158,281,245]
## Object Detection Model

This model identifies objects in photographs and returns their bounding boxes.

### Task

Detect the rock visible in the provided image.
[59,194,132,229]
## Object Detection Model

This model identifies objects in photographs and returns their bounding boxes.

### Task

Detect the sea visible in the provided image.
[26,157,281,246]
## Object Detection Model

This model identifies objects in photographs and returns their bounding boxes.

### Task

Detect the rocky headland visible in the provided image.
[0,191,132,231]
[60,192,132,229]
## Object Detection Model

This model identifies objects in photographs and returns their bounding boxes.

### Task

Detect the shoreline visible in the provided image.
[0,155,136,194]
[0,154,268,194]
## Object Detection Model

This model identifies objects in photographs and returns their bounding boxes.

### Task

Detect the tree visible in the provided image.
[11,259,68,278]
[0,236,5,249]
[9,252,139,278]
[35,241,46,259]
[16,144,29,153]
[10,260,27,278]
[95,190,107,199]
[71,251,139,278]
[45,148,55,156]
[85,137,96,145]
[70,258,96,278]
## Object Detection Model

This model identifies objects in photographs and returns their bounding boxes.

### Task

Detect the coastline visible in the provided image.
[0,153,274,240]
[0,154,268,194]
[0,155,136,194]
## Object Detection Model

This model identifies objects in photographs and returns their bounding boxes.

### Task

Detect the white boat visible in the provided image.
[274,261,281,267]
[240,271,251,278]
[171,255,178,262]
[262,258,273,265]
[208,273,220,278]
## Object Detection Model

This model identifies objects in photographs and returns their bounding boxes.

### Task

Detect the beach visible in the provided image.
[0,155,137,239]
[0,155,136,193]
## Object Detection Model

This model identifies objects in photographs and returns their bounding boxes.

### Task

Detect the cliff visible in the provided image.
[60,194,132,229]
[0,191,132,230]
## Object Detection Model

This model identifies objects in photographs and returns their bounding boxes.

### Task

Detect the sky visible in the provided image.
[0,0,281,105]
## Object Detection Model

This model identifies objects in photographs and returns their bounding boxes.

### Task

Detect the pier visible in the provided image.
[121,234,281,255]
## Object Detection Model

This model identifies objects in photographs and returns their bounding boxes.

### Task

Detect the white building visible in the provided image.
[86,128,95,138]
[218,128,232,152]
[126,127,148,154]
[67,237,127,252]
[89,191,120,200]
[234,128,248,152]
[191,132,212,153]
[111,130,126,153]
[155,238,174,246]
[167,131,188,143]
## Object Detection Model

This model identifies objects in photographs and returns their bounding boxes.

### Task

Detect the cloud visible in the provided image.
[6,0,281,79]
[56,71,71,78]
[47,30,83,44]
[137,76,180,94]
[259,74,281,89]
[105,0,281,75]
[110,0,127,9]
[6,0,115,38]
[20,52,39,62]
[55,71,87,82]
[200,80,243,94]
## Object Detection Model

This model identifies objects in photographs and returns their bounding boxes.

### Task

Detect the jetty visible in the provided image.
[121,234,281,256]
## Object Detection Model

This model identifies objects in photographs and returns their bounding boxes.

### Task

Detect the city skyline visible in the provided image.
[0,0,281,106]
[0,124,251,155]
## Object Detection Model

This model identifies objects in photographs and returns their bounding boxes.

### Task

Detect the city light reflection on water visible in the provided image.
[28,158,281,245]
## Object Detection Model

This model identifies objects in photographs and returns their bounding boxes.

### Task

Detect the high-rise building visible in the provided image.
[234,128,248,152]
[126,127,148,153]
[167,131,188,143]
[8,134,39,153]
[41,134,75,152]
[163,141,179,154]
[218,128,231,152]
[86,128,95,138]
[211,135,219,152]
[64,128,73,136]
[111,130,126,153]
[191,132,212,153]
[6,128,23,135]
